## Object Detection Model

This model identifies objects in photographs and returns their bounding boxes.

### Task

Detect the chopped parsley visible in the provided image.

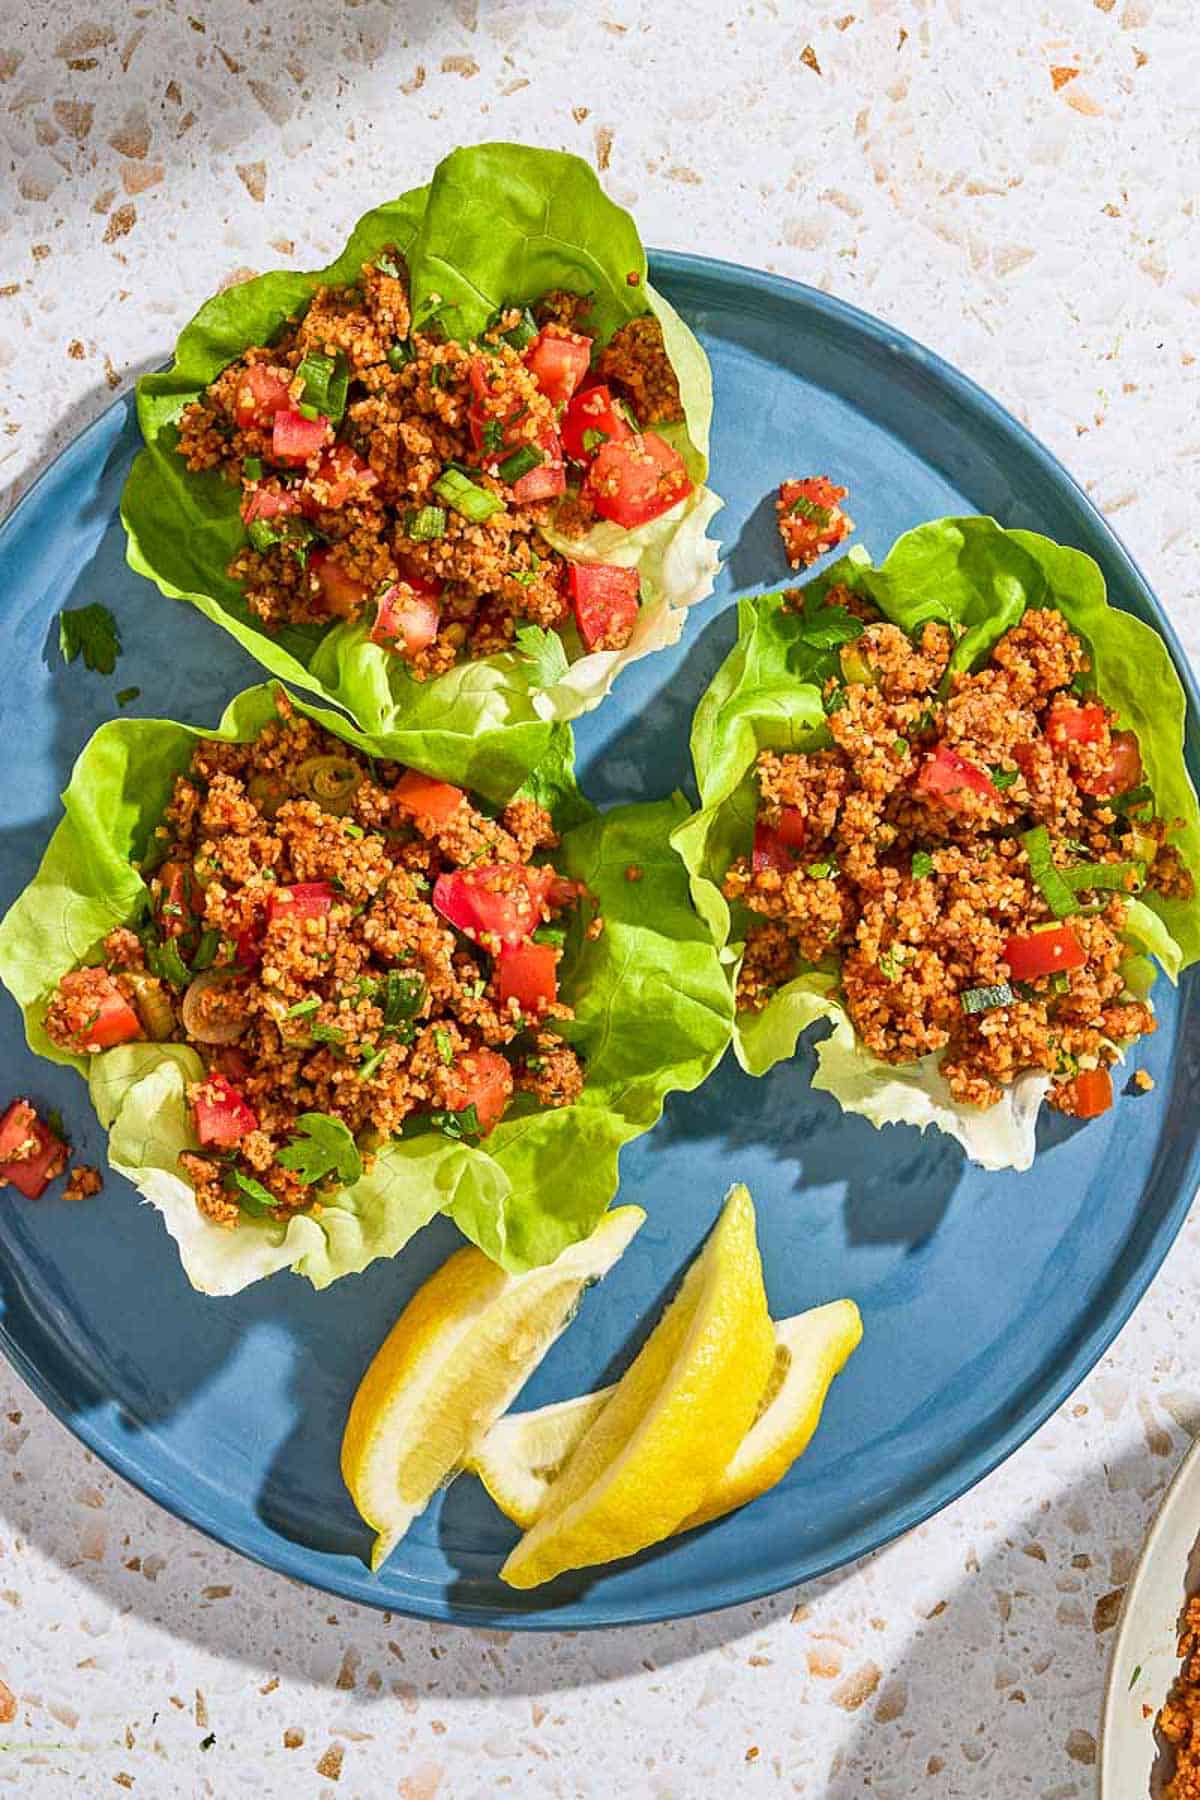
[911,851,934,879]
[285,996,321,1020]
[428,1103,481,1142]
[226,1168,277,1216]
[989,766,1019,790]
[515,624,569,690]
[433,1027,455,1065]
[789,493,832,527]
[59,603,122,675]
[276,1112,363,1187]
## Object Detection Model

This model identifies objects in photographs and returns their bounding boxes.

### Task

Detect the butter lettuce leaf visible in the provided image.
[0,686,731,1294]
[677,517,1200,1169]
[121,143,720,754]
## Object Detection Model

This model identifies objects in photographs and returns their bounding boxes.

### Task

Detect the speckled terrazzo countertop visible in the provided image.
[2,2,1199,1794]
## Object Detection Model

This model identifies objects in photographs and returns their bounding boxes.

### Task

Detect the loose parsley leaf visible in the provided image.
[515,624,569,691]
[116,686,141,708]
[285,996,321,1020]
[227,1168,277,1216]
[59,603,122,675]
[275,1112,362,1187]
[911,851,934,879]
[384,971,425,1027]
[147,936,191,989]
[428,1103,481,1142]
[989,766,1019,790]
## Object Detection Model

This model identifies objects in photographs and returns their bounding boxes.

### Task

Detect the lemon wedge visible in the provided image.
[340,1205,644,1571]
[499,1183,775,1590]
[473,1299,861,1533]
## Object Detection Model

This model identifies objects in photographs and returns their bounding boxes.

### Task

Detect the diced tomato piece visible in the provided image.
[393,770,466,828]
[300,445,378,514]
[1045,696,1107,747]
[569,561,640,652]
[53,968,143,1053]
[308,546,369,618]
[192,1075,258,1148]
[371,584,441,655]
[775,808,808,849]
[585,432,693,529]
[445,1047,514,1136]
[1058,1065,1113,1119]
[511,432,567,504]
[496,941,559,1015]
[234,922,263,971]
[433,865,555,949]
[915,745,996,803]
[271,408,330,466]
[214,1045,253,1082]
[1003,924,1088,981]
[153,859,194,936]
[467,357,494,406]
[561,383,632,463]
[1078,730,1143,799]
[267,882,335,925]
[393,559,443,600]
[0,1101,68,1199]
[523,329,593,406]
[233,364,292,431]
[241,483,303,526]
[751,824,793,874]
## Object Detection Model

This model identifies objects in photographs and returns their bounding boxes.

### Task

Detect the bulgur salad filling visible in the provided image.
[678,516,1200,1171]
[727,597,1185,1119]
[41,701,588,1229]
[0,682,732,1294]
[124,142,720,738]
[176,267,693,670]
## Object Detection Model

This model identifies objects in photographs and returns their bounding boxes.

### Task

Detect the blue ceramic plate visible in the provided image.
[1,254,1198,1630]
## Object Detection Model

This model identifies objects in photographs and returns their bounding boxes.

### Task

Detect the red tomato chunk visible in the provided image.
[267,882,335,925]
[511,433,567,504]
[0,1100,68,1199]
[1058,1066,1113,1119]
[433,865,555,949]
[192,1076,259,1148]
[1045,697,1106,746]
[1003,925,1087,981]
[233,364,292,430]
[915,745,995,802]
[561,384,631,463]
[496,941,559,1015]
[51,967,143,1054]
[569,562,640,652]
[445,1047,514,1136]
[371,584,441,655]
[584,432,692,529]
[271,408,329,467]
[309,547,369,617]
[1078,730,1142,799]
[392,771,465,828]
[523,330,593,406]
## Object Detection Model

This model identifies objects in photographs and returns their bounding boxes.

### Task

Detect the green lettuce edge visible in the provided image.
[120,142,722,753]
[0,684,732,1294]
[674,515,1200,1167]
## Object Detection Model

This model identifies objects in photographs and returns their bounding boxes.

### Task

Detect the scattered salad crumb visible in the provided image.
[0,1098,68,1198]
[1133,1068,1155,1092]
[776,477,853,570]
[1159,1594,1200,1797]
[63,1164,102,1202]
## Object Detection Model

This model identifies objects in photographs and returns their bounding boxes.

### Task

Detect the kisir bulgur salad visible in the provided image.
[123,143,720,746]
[677,516,1200,1172]
[0,684,732,1296]
[41,697,588,1230]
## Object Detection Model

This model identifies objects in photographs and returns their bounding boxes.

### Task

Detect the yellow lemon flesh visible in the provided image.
[473,1299,861,1534]
[499,1183,774,1590]
[340,1206,644,1571]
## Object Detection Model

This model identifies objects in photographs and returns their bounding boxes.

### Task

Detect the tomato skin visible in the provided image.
[393,771,465,827]
[271,408,330,466]
[1003,924,1087,980]
[1079,730,1143,799]
[233,364,292,430]
[192,1075,258,1148]
[523,330,593,406]
[308,547,369,618]
[561,384,631,462]
[569,561,640,651]
[371,584,441,655]
[234,924,263,971]
[584,432,692,528]
[241,483,302,526]
[752,823,795,874]
[1058,1066,1113,1119]
[1045,697,1107,747]
[496,941,559,1015]
[915,745,995,803]
[433,865,554,949]
[445,1047,514,1136]
[267,882,335,925]
[300,445,378,513]
[154,860,194,937]
[511,432,567,504]
[0,1101,68,1199]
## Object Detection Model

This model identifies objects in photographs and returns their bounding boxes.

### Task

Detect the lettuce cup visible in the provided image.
[675,517,1200,1171]
[122,143,721,758]
[0,686,731,1295]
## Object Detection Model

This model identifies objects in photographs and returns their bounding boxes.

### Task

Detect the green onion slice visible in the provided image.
[1063,858,1143,894]
[497,445,543,484]
[405,505,447,542]
[960,982,1015,1015]
[297,351,349,422]
[1022,826,1078,919]
[433,467,504,522]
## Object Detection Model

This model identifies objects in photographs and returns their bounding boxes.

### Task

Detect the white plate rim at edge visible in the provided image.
[1101,1430,1200,1796]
